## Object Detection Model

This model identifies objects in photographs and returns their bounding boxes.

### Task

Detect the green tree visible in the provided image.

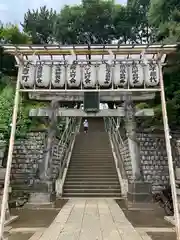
[0,24,30,76]
[0,24,30,44]
[22,6,57,44]
[148,0,180,42]
[127,0,156,44]
[146,0,180,128]
[0,85,14,139]
[55,5,84,44]
[55,0,115,44]
[113,5,132,44]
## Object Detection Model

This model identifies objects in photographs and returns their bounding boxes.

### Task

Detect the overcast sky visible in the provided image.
[0,0,127,24]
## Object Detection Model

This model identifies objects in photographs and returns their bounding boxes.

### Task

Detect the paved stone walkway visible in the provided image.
[35,199,144,240]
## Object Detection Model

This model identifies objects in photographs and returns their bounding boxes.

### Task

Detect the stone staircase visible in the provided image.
[62,118,121,198]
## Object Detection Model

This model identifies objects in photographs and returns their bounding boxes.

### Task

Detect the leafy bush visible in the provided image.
[0,82,49,140]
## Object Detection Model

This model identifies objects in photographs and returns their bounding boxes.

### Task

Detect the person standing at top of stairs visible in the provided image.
[83,119,89,133]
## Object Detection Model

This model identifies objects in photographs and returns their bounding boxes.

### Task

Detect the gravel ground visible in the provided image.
[4,232,33,240]
[147,232,176,240]
[116,199,173,228]
[10,199,67,228]
[10,208,60,228]
[2,199,68,240]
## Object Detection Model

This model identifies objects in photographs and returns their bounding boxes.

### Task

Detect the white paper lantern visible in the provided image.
[129,62,144,87]
[51,64,66,88]
[98,63,112,87]
[20,63,35,88]
[113,63,128,87]
[36,64,51,87]
[82,64,97,88]
[145,62,160,86]
[67,63,81,87]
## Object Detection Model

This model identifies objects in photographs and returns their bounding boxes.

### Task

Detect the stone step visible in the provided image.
[69,163,115,165]
[72,157,113,160]
[71,154,113,157]
[62,192,121,197]
[68,167,117,171]
[72,154,113,156]
[63,188,121,193]
[68,167,117,170]
[69,163,116,167]
[70,162,115,166]
[63,184,120,189]
[65,177,119,181]
[67,168,116,172]
[65,181,119,185]
[63,117,121,198]
[70,159,114,162]
[67,173,117,177]
[74,143,110,146]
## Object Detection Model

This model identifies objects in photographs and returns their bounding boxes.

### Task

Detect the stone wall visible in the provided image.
[51,137,67,179]
[119,139,133,180]
[0,140,6,167]
[138,132,180,191]
[0,129,71,199]
[11,131,46,188]
[120,132,180,192]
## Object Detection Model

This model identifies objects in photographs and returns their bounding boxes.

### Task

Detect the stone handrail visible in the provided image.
[54,117,81,180]
[104,117,128,195]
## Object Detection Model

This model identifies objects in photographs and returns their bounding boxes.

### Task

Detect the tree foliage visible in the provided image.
[0,24,48,140]
[0,24,30,76]
[148,0,180,42]
[22,6,57,44]
[55,0,115,44]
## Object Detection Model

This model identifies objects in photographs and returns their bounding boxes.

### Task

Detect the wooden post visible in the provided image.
[0,66,22,240]
[158,62,180,240]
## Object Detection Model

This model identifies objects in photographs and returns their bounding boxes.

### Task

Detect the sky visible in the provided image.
[0,0,127,24]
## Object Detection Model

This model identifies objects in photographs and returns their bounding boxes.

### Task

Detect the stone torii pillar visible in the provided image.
[41,100,59,181]
[124,95,142,181]
[123,95,153,207]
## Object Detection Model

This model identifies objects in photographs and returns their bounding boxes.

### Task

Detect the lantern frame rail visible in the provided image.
[2,43,177,57]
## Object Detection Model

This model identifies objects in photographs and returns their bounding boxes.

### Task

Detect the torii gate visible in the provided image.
[0,44,180,240]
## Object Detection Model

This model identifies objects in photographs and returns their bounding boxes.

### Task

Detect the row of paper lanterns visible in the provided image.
[20,62,160,88]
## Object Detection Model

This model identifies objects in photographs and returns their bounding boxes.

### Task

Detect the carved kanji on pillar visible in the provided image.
[43,100,59,181]
[124,94,136,140]
[124,94,143,180]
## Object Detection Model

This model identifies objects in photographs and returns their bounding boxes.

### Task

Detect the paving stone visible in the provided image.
[38,199,143,240]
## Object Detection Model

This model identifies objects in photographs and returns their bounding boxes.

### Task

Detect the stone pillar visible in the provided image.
[124,98,141,180]
[42,100,58,181]
[124,97,152,209]
[66,117,69,129]
[126,119,141,180]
